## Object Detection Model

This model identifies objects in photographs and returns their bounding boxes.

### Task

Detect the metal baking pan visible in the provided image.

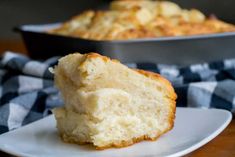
[15,23,235,65]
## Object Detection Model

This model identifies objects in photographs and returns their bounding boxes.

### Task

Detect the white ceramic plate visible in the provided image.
[0,107,232,157]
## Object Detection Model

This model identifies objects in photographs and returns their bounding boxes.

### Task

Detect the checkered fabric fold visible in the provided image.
[0,51,234,134]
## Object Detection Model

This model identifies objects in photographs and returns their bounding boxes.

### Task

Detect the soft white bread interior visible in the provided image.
[53,53,177,149]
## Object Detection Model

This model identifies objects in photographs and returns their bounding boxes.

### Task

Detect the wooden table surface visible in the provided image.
[0,40,234,157]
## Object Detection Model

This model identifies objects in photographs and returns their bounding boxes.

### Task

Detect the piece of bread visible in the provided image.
[53,53,177,149]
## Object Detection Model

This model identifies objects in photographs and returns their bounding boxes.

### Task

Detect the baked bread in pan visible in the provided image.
[49,0,235,40]
[53,53,177,149]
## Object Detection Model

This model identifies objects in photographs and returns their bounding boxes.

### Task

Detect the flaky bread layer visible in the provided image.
[55,102,175,150]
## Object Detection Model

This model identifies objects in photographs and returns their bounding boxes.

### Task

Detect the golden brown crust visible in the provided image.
[95,134,160,150]
[81,52,120,63]
[48,1,235,40]
[135,69,177,100]
[86,52,110,62]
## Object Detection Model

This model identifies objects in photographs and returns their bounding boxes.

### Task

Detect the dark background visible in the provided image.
[1,0,235,40]
[0,0,109,40]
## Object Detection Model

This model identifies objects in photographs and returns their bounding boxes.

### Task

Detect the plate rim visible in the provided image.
[167,108,232,157]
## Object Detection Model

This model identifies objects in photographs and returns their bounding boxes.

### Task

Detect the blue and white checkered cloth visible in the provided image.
[0,51,235,134]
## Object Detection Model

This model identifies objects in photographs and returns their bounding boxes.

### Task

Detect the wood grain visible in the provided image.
[0,40,234,157]
[0,40,27,56]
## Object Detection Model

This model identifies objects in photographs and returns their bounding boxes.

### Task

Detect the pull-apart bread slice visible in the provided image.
[53,53,177,149]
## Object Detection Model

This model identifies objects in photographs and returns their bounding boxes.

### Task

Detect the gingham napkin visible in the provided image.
[0,51,235,134]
